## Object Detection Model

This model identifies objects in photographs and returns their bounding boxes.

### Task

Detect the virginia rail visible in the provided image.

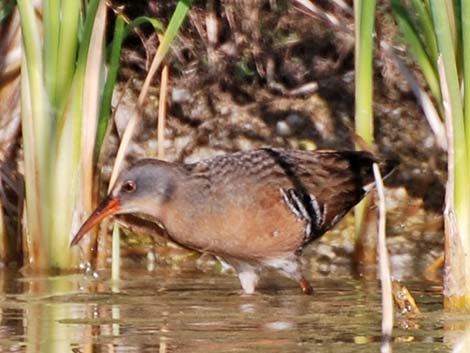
[71,148,395,294]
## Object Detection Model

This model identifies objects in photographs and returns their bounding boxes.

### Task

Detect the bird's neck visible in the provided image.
[157,174,212,238]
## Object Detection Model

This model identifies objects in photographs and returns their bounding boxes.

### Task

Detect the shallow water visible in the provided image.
[0,267,467,353]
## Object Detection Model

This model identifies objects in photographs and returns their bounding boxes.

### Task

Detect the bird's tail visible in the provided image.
[356,152,398,192]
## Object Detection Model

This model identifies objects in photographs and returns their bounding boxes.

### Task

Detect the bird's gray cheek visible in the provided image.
[159,182,175,202]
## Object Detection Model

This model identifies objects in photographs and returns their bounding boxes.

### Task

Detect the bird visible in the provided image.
[71,148,395,294]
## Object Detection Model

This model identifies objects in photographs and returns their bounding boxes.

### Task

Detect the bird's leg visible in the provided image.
[299,277,313,295]
[221,257,259,294]
[264,257,314,295]
[238,269,259,294]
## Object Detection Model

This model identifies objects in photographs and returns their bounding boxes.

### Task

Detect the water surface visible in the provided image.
[0,267,464,352]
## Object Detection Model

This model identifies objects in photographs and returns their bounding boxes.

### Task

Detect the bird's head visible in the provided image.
[70,159,177,246]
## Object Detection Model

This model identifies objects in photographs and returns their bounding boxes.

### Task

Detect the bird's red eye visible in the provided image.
[122,180,136,193]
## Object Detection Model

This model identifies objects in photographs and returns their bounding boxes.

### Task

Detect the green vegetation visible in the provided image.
[15,0,191,271]
[354,0,376,148]
[353,0,376,247]
[393,0,470,311]
[18,0,104,270]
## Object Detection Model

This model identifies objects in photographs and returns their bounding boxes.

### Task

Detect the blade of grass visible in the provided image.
[96,15,125,157]
[107,2,164,69]
[354,0,376,241]
[72,0,107,263]
[446,0,458,55]
[81,0,106,216]
[138,0,191,108]
[354,0,375,146]
[158,65,169,159]
[392,0,441,102]
[430,2,470,249]
[50,92,82,267]
[55,0,80,113]
[111,223,120,282]
[43,0,60,108]
[96,15,164,157]
[20,54,46,268]
[17,0,50,268]
[56,0,100,130]
[17,0,48,172]
[373,163,393,353]
[439,55,470,311]
[409,0,439,63]
[122,16,164,39]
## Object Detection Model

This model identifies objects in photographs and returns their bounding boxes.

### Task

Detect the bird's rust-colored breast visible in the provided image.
[164,181,307,261]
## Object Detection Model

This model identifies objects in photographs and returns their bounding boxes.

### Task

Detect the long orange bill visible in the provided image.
[70,196,121,246]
